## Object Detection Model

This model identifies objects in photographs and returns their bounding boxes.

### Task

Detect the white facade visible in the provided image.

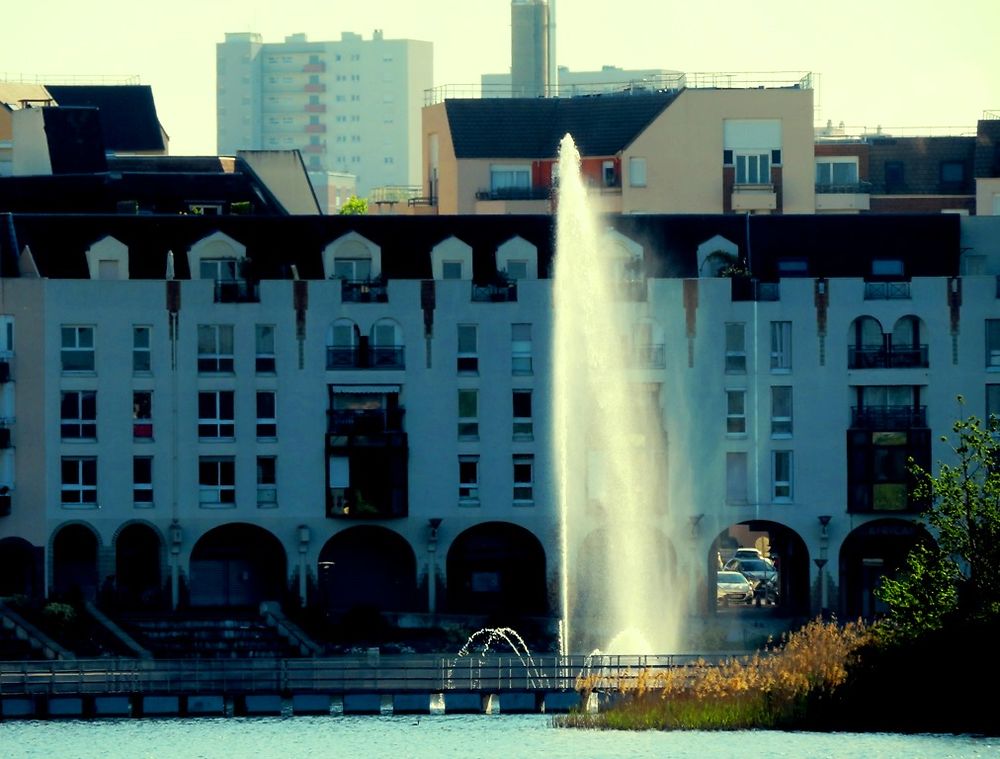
[217,31,432,197]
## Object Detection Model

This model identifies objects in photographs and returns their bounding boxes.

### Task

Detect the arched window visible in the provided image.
[326,319,359,369]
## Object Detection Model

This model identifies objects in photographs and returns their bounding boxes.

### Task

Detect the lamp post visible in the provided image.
[816,515,832,617]
[297,525,311,606]
[427,518,442,617]
[169,520,182,610]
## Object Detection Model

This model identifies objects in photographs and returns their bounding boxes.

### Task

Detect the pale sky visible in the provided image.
[2,0,998,155]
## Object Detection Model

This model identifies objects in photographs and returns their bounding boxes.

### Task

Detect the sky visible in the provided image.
[2,0,999,155]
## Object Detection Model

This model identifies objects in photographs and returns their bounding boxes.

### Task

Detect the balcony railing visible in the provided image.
[326,346,405,370]
[848,344,929,369]
[475,187,551,201]
[341,279,388,303]
[214,280,260,303]
[328,408,405,436]
[864,281,911,300]
[630,343,666,369]
[815,181,873,194]
[731,278,780,302]
[851,405,927,430]
[472,281,517,302]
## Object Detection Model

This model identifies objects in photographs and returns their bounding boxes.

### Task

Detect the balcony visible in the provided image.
[815,182,871,212]
[304,83,326,93]
[475,187,551,201]
[0,360,10,383]
[327,484,406,519]
[851,405,927,430]
[214,280,260,303]
[731,278,780,302]
[341,279,388,303]
[304,103,327,113]
[848,345,929,369]
[328,408,405,437]
[864,282,911,300]
[472,281,517,302]
[303,63,326,73]
[326,346,405,370]
[303,144,326,154]
[305,123,326,134]
[731,183,777,212]
[629,343,666,369]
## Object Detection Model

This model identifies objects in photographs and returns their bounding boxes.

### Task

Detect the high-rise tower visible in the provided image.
[510,0,552,97]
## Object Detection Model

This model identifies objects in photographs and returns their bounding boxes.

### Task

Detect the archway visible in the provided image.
[318,526,417,613]
[446,522,547,617]
[188,524,286,607]
[0,537,40,598]
[840,518,933,620]
[52,524,100,601]
[114,523,163,609]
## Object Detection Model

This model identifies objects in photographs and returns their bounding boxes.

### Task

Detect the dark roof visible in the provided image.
[444,92,678,159]
[0,213,961,284]
[44,85,165,152]
[41,107,107,174]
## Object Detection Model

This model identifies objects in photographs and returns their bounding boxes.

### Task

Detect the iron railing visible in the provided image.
[848,345,929,369]
[851,405,927,430]
[472,282,518,302]
[327,408,405,436]
[341,279,388,303]
[864,282,911,300]
[214,281,260,304]
[326,346,405,370]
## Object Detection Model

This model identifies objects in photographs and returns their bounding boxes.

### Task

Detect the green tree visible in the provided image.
[339,195,368,215]
[876,397,1000,642]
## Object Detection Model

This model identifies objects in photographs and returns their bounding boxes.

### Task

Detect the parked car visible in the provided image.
[716,571,755,606]
[724,558,780,606]
[733,547,776,567]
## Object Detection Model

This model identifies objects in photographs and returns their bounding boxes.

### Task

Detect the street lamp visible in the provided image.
[427,518,442,617]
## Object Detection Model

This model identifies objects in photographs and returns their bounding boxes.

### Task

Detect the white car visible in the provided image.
[716,571,754,605]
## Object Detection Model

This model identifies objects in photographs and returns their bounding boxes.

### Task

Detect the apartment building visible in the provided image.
[0,207,997,635]
[216,31,432,199]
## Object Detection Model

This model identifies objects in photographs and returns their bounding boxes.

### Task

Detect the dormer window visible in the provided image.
[872,259,904,279]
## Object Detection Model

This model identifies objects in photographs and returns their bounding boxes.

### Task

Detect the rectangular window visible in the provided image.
[512,323,533,375]
[61,326,95,372]
[513,390,533,440]
[133,391,153,440]
[255,325,276,373]
[197,325,234,373]
[987,320,1000,368]
[200,258,237,282]
[513,454,534,503]
[726,390,746,435]
[458,389,478,439]
[988,384,1000,421]
[815,159,859,187]
[770,321,792,372]
[725,323,746,373]
[60,391,97,440]
[198,391,235,439]
[940,160,965,184]
[459,455,479,503]
[771,386,793,437]
[457,324,478,374]
[133,326,151,373]
[0,315,14,355]
[61,457,97,505]
[489,164,530,193]
[726,452,748,505]
[256,391,277,439]
[199,456,236,507]
[885,161,904,192]
[735,152,770,184]
[772,451,793,502]
[442,261,463,279]
[257,456,277,507]
[628,157,647,187]
[133,456,153,506]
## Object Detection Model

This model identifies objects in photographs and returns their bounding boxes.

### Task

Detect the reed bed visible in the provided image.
[555,617,871,730]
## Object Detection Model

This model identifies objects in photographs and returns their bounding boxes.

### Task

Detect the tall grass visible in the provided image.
[555,617,870,730]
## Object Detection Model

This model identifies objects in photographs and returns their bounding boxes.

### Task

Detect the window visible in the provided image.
[513,390,533,440]
[459,455,479,503]
[988,320,1000,368]
[885,161,904,192]
[61,457,97,505]
[200,258,237,282]
[628,157,647,187]
[333,257,371,281]
[726,390,746,434]
[770,321,792,371]
[872,259,904,278]
[61,326,95,372]
[458,389,478,439]
[257,456,277,507]
[197,325,234,373]
[815,159,859,187]
[725,323,746,373]
[506,260,528,280]
[771,386,793,437]
[256,391,277,439]
[772,451,793,501]
[457,325,478,374]
[133,326,151,373]
[489,164,530,193]
[133,391,153,439]
[442,261,463,279]
[735,152,770,184]
[940,161,965,185]
[988,385,1000,422]
[255,325,276,373]
[726,452,748,505]
[198,391,235,439]
[199,456,235,506]
[61,391,97,440]
[513,455,534,502]
[133,457,153,506]
[512,323,532,375]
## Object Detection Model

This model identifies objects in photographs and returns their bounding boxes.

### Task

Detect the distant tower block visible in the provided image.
[511,0,551,98]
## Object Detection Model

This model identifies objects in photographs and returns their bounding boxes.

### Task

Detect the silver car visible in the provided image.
[716,570,754,605]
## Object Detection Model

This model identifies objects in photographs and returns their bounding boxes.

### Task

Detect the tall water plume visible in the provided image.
[553,134,683,655]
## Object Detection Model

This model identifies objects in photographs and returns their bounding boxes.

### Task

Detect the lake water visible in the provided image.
[2,715,998,759]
